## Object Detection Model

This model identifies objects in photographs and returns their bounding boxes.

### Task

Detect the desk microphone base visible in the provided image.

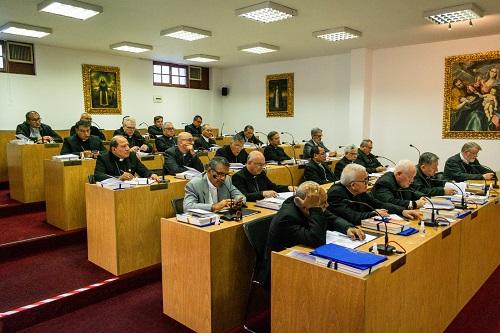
[369,244,395,255]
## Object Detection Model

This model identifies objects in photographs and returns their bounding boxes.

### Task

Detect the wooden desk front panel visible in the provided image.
[7,143,61,203]
[0,131,15,181]
[265,165,304,186]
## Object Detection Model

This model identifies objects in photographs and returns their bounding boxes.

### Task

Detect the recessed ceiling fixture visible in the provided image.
[38,0,103,20]
[0,22,52,38]
[110,42,153,53]
[161,25,212,41]
[183,54,220,63]
[423,3,483,24]
[313,27,362,42]
[238,42,279,54]
[235,1,297,23]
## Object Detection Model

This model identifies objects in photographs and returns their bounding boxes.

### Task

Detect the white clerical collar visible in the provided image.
[203,136,210,142]
[460,152,469,164]
[119,158,124,161]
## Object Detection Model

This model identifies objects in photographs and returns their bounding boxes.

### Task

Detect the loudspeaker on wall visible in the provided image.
[222,87,228,96]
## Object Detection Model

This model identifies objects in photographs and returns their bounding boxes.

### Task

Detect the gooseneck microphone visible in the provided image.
[409,144,421,159]
[256,131,268,145]
[281,131,296,145]
[469,164,489,196]
[397,189,438,227]
[282,165,295,194]
[338,145,345,149]
[220,123,225,137]
[92,121,103,129]
[434,177,468,209]
[478,164,498,189]
[281,132,297,164]
[375,155,396,166]
[139,122,149,129]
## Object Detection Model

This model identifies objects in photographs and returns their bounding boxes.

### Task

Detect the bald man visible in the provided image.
[70,113,105,140]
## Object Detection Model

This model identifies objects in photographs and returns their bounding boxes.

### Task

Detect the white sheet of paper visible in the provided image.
[325,231,378,249]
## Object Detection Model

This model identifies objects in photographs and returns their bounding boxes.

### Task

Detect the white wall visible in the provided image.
[0,44,222,130]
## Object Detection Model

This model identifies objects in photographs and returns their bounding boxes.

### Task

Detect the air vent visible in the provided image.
[7,42,33,64]
[189,66,202,81]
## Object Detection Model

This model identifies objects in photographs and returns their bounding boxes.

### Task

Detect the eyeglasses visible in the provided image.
[232,144,243,149]
[347,152,358,156]
[213,170,230,178]
[29,118,42,122]
[351,177,370,184]
[252,162,266,167]
[467,150,479,156]
[317,152,326,155]
[124,126,136,130]
[164,127,175,130]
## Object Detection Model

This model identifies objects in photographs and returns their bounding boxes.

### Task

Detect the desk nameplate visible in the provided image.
[44,143,60,148]
[150,182,169,191]
[63,160,83,167]
[470,210,478,219]
[442,227,452,239]
[140,155,155,161]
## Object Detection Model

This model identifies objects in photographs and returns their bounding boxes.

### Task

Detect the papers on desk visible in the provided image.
[175,167,201,180]
[326,231,378,249]
[451,194,488,205]
[368,173,384,178]
[254,192,294,211]
[124,178,155,185]
[177,209,219,226]
[12,134,34,145]
[52,154,79,161]
[423,199,455,210]
[361,217,410,234]
[229,163,245,170]
[136,151,151,157]
[386,167,395,172]
[420,208,464,220]
[97,177,132,190]
[446,182,467,194]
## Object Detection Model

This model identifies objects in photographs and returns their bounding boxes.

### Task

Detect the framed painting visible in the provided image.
[82,64,122,115]
[266,73,294,118]
[442,50,500,139]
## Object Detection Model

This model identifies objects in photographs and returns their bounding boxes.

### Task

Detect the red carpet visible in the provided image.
[0,211,65,246]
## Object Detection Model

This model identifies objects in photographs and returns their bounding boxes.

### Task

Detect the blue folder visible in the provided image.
[310,243,387,270]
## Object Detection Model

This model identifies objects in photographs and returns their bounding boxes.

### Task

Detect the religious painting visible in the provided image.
[266,73,294,118]
[82,64,122,115]
[442,51,500,139]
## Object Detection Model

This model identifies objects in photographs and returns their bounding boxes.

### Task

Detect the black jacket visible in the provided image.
[155,136,177,152]
[411,167,446,197]
[232,167,289,201]
[334,156,354,179]
[304,161,337,184]
[147,125,163,137]
[70,125,106,140]
[60,135,106,155]
[16,122,62,143]
[355,149,383,174]
[371,172,421,209]
[215,145,249,164]
[302,139,330,159]
[113,128,153,153]
[184,123,201,137]
[94,151,152,182]
[162,146,204,175]
[237,131,263,145]
[194,136,216,151]
[443,153,488,182]
[263,145,290,162]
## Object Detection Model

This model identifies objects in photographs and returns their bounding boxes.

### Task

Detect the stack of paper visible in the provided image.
[420,208,465,220]
[229,163,245,170]
[175,166,201,180]
[52,154,79,161]
[361,218,410,234]
[254,192,294,211]
[423,199,455,210]
[125,178,154,185]
[96,177,132,190]
[451,194,488,204]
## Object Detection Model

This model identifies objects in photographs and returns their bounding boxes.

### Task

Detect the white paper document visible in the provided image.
[326,231,378,249]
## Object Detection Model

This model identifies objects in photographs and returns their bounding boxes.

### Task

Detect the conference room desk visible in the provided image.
[271,196,500,333]
[85,176,188,275]
[6,142,62,203]
[161,203,276,333]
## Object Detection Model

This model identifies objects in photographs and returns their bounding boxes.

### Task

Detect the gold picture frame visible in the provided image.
[442,51,500,139]
[266,73,294,118]
[82,64,122,115]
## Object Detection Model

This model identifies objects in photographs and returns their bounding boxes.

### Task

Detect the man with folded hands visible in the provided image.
[258,181,365,289]
[162,132,204,175]
[327,164,421,225]
[304,146,337,184]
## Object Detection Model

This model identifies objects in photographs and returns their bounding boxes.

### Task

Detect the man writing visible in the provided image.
[70,113,105,140]
[443,142,494,182]
[194,124,216,151]
[304,146,337,184]
[302,127,336,159]
[155,122,177,152]
[215,133,248,164]
[264,131,290,162]
[355,139,386,173]
[412,152,457,196]
[60,120,106,157]
[183,156,246,212]
[162,132,204,175]
[113,117,152,153]
[16,111,62,143]
[94,135,159,182]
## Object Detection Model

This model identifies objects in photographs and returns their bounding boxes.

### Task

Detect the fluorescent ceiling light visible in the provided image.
[0,22,52,38]
[313,27,362,42]
[110,42,153,53]
[238,42,279,54]
[183,54,220,63]
[236,1,297,23]
[38,0,103,20]
[423,3,483,24]
[161,25,212,41]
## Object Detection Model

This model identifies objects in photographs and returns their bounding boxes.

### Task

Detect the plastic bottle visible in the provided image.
[372,241,379,255]
[420,220,426,237]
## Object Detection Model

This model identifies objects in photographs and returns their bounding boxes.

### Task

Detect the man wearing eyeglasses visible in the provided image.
[155,122,177,152]
[113,117,152,153]
[215,133,248,164]
[304,146,337,185]
[327,164,420,225]
[355,139,386,173]
[69,113,106,140]
[232,151,295,202]
[60,120,106,158]
[184,156,246,212]
[443,142,494,182]
[334,144,358,179]
[302,127,336,159]
[16,111,62,143]
[162,132,204,175]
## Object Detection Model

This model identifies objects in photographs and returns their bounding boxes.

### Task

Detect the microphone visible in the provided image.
[469,164,489,196]
[281,132,298,164]
[409,144,421,159]
[256,131,268,145]
[92,121,103,130]
[338,145,345,149]
[436,177,468,209]
[139,122,149,129]
[281,131,296,146]
[282,165,295,195]
[375,155,396,166]
[479,164,498,189]
[342,199,394,255]
[157,152,168,183]
[212,174,239,221]
[397,189,438,227]
[220,123,225,136]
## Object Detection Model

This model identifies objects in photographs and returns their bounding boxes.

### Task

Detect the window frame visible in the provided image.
[153,61,188,88]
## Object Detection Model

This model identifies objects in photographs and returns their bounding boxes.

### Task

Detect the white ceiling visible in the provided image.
[1,0,500,68]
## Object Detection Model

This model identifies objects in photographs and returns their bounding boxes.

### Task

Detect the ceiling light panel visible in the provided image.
[0,22,52,38]
[110,42,153,53]
[161,25,212,41]
[423,3,483,24]
[183,54,220,63]
[236,1,297,23]
[38,0,103,20]
[238,42,279,54]
[313,27,362,42]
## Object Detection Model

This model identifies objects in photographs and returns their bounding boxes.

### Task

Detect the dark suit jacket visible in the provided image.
[94,151,152,182]
[70,125,105,140]
[155,136,177,152]
[355,149,383,174]
[232,167,289,201]
[60,135,106,155]
[411,168,446,197]
[194,136,216,151]
[237,131,263,145]
[147,125,163,137]
[302,139,330,159]
[371,172,421,208]
[304,161,337,185]
[184,123,201,137]
[16,122,62,143]
[162,146,204,175]
[215,145,249,164]
[327,183,404,225]
[334,156,354,179]
[259,197,355,289]
[443,153,488,182]
[113,128,153,153]
[263,145,290,162]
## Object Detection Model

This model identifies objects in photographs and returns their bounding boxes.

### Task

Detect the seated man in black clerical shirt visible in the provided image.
[334,144,358,179]
[16,111,62,143]
[60,120,106,158]
[258,181,365,289]
[302,127,336,159]
[147,115,164,138]
[194,124,216,151]
[327,164,420,225]
[155,122,177,152]
[232,151,295,201]
[94,136,159,182]
[443,142,494,182]
[184,115,203,137]
[113,117,153,153]
[263,131,290,162]
[69,112,105,140]
[304,146,337,184]
[355,139,386,173]
[215,133,248,164]
[162,132,204,175]
[412,152,457,196]
[237,125,264,145]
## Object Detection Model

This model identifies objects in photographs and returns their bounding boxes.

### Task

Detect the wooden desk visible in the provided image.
[6,143,62,203]
[271,197,500,333]
[214,136,233,146]
[86,176,188,275]
[161,203,276,333]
